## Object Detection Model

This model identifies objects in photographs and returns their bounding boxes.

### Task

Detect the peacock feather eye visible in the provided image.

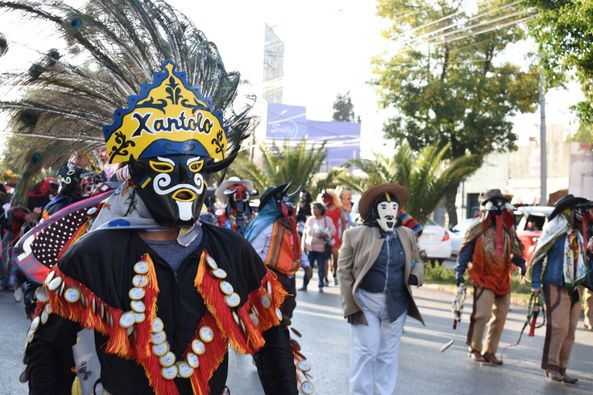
[70,18,82,28]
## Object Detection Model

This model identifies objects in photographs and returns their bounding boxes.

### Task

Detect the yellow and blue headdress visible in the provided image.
[104,61,229,165]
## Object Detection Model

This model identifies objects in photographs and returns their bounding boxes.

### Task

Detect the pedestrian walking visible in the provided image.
[527,194,593,384]
[322,189,347,286]
[338,183,424,395]
[454,189,525,365]
[300,202,336,293]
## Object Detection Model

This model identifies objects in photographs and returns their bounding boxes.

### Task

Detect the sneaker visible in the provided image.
[318,287,324,294]
[334,277,339,286]
[13,286,23,303]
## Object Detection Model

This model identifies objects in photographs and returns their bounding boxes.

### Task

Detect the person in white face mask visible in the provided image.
[337,183,424,395]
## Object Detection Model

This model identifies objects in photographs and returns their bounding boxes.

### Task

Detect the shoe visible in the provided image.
[318,287,324,294]
[334,277,339,286]
[324,278,329,287]
[13,286,23,303]
[559,368,578,384]
[544,369,564,382]
[297,287,307,292]
[468,349,486,363]
[482,352,503,365]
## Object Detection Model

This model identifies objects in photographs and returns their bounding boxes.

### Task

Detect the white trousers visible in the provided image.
[350,289,407,395]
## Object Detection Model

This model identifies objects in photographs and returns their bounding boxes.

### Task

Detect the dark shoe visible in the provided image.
[298,287,307,292]
[318,287,324,294]
[544,369,564,382]
[333,277,339,286]
[482,352,503,365]
[324,278,329,287]
[559,368,578,384]
[468,349,486,363]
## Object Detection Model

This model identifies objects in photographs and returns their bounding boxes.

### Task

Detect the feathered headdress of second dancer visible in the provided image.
[0,0,253,230]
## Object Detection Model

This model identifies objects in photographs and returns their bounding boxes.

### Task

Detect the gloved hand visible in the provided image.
[456,272,465,287]
[346,311,364,325]
[408,274,418,286]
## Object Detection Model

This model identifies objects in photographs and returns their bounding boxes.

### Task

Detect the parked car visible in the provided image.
[449,217,480,256]
[514,206,554,262]
[418,218,452,265]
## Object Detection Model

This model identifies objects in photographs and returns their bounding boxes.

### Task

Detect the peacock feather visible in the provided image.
[0,0,254,191]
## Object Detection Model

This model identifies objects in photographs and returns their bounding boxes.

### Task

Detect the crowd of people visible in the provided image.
[0,1,591,394]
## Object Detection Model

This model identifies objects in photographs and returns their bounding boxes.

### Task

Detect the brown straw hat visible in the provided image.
[358,183,409,220]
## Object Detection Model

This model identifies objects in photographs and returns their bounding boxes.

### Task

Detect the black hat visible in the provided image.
[550,194,589,219]
[258,183,301,210]
[481,189,507,206]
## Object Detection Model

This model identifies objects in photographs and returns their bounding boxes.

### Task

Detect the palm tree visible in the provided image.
[339,141,481,224]
[229,139,327,193]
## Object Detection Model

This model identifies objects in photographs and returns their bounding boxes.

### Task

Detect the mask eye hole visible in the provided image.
[149,160,174,173]
[188,159,204,173]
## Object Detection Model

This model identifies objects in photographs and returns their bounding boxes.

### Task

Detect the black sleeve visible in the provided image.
[253,325,298,395]
[24,314,81,395]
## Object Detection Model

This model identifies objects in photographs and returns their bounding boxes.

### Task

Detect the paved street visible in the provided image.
[1,280,592,395]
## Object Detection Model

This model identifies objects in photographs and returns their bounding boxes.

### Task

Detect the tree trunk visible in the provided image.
[445,182,459,227]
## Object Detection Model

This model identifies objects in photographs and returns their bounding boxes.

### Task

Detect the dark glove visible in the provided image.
[408,274,418,286]
[346,311,364,325]
[455,272,465,287]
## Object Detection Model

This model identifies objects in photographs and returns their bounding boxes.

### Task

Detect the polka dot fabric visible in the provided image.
[31,209,88,268]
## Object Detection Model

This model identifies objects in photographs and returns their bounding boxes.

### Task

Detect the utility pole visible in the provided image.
[538,64,547,205]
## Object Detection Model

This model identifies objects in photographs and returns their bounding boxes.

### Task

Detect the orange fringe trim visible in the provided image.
[45,266,133,359]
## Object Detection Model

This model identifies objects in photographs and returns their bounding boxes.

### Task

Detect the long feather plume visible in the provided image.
[0,0,253,173]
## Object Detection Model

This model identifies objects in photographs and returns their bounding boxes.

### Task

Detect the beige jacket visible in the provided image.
[338,225,425,325]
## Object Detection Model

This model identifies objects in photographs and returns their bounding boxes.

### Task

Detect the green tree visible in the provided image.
[528,1,593,126]
[338,141,480,224]
[228,139,327,194]
[375,0,539,225]
[332,92,358,122]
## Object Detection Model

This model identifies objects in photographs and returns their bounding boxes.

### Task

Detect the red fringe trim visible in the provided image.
[188,313,228,395]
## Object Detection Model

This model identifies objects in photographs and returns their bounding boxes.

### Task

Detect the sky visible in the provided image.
[0,0,585,159]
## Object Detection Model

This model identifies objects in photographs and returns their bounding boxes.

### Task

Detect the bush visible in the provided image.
[424,264,456,284]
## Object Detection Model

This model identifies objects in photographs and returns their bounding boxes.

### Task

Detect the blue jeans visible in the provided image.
[303,251,326,289]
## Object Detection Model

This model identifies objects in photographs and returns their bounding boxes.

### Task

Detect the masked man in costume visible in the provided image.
[338,183,424,395]
[23,61,297,395]
[454,189,525,365]
[244,184,313,394]
[215,176,257,236]
[527,194,593,384]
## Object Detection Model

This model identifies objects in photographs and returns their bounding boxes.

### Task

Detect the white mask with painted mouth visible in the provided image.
[376,200,399,232]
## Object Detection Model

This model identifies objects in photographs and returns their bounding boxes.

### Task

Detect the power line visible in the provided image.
[397,1,528,48]
[393,0,525,45]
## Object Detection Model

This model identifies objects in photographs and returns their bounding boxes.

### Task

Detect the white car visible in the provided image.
[449,217,480,256]
[418,218,452,264]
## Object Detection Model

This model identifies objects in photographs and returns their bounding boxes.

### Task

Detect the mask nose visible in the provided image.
[172,188,196,202]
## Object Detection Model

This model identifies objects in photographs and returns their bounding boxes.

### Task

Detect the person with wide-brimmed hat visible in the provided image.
[214,176,257,236]
[454,188,525,365]
[526,194,593,383]
[338,183,424,395]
